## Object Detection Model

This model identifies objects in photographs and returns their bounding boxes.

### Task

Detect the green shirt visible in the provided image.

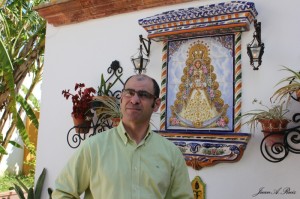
[52,122,193,199]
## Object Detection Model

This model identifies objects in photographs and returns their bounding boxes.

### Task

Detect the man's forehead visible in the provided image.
[125,75,153,89]
[127,75,151,84]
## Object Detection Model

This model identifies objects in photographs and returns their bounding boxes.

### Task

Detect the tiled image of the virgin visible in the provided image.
[166,35,234,132]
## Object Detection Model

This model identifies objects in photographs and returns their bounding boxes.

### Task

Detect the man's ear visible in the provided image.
[153,98,161,112]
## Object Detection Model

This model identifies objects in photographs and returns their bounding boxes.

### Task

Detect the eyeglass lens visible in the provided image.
[122,89,156,99]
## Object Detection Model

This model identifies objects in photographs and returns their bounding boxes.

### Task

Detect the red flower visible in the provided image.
[62,83,96,119]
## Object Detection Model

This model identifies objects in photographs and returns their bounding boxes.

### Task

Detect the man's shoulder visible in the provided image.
[151,132,179,149]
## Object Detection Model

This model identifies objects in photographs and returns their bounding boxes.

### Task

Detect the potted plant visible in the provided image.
[93,68,122,121]
[92,60,124,126]
[92,95,121,127]
[92,73,119,114]
[62,83,96,133]
[272,66,300,102]
[242,99,290,146]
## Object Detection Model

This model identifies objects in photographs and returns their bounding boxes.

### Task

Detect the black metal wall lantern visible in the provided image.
[131,35,151,74]
[247,19,265,70]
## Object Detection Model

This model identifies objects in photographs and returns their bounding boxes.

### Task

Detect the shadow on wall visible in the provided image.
[0,111,39,176]
[0,135,24,176]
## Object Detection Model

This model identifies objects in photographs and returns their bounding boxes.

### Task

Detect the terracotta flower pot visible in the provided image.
[72,114,91,133]
[296,89,300,101]
[111,117,121,127]
[259,119,289,146]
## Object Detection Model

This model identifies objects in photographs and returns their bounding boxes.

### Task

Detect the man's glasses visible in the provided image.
[122,89,156,100]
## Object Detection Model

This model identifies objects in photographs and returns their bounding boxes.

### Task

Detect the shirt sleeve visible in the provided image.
[166,146,194,199]
[52,142,91,199]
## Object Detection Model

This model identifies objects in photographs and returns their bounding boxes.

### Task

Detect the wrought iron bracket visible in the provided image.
[139,34,151,56]
[260,113,300,162]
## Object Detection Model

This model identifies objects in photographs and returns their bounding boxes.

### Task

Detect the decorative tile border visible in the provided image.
[159,132,250,170]
[139,1,257,41]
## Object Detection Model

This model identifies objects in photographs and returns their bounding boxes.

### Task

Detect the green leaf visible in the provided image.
[0,10,11,39]
[34,168,47,199]
[16,112,33,153]
[17,94,39,129]
[12,183,26,199]
[8,140,22,148]
[0,37,18,125]
[16,177,30,192]
[28,187,35,199]
[0,145,8,155]
[22,85,40,110]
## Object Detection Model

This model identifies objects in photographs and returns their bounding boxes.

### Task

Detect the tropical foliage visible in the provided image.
[11,168,47,199]
[0,173,34,192]
[0,0,47,164]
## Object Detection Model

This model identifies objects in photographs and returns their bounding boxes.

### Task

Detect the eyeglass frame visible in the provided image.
[122,88,158,100]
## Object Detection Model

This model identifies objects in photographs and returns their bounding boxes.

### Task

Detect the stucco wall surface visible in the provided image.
[36,0,300,198]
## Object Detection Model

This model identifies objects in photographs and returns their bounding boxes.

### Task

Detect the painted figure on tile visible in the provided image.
[170,42,229,128]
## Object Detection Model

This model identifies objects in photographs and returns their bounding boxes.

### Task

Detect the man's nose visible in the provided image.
[130,92,141,104]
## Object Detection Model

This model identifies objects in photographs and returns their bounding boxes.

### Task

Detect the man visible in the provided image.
[52,74,193,199]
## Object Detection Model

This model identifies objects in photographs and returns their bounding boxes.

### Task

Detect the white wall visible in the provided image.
[0,126,24,176]
[36,0,300,198]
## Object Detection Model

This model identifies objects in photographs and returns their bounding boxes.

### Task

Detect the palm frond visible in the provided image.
[272,65,300,102]
[0,145,8,155]
[0,36,17,121]
[17,94,39,129]
[92,96,121,121]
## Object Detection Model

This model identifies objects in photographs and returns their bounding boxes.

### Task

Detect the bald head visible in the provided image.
[124,75,160,98]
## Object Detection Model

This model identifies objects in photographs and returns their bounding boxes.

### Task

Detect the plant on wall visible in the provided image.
[62,83,96,133]
[242,99,291,146]
[92,60,123,126]
[272,66,300,102]
[92,95,121,126]
[62,83,96,120]
[242,99,290,133]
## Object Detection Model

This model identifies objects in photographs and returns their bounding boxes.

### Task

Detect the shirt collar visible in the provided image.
[117,121,152,145]
[117,121,128,145]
